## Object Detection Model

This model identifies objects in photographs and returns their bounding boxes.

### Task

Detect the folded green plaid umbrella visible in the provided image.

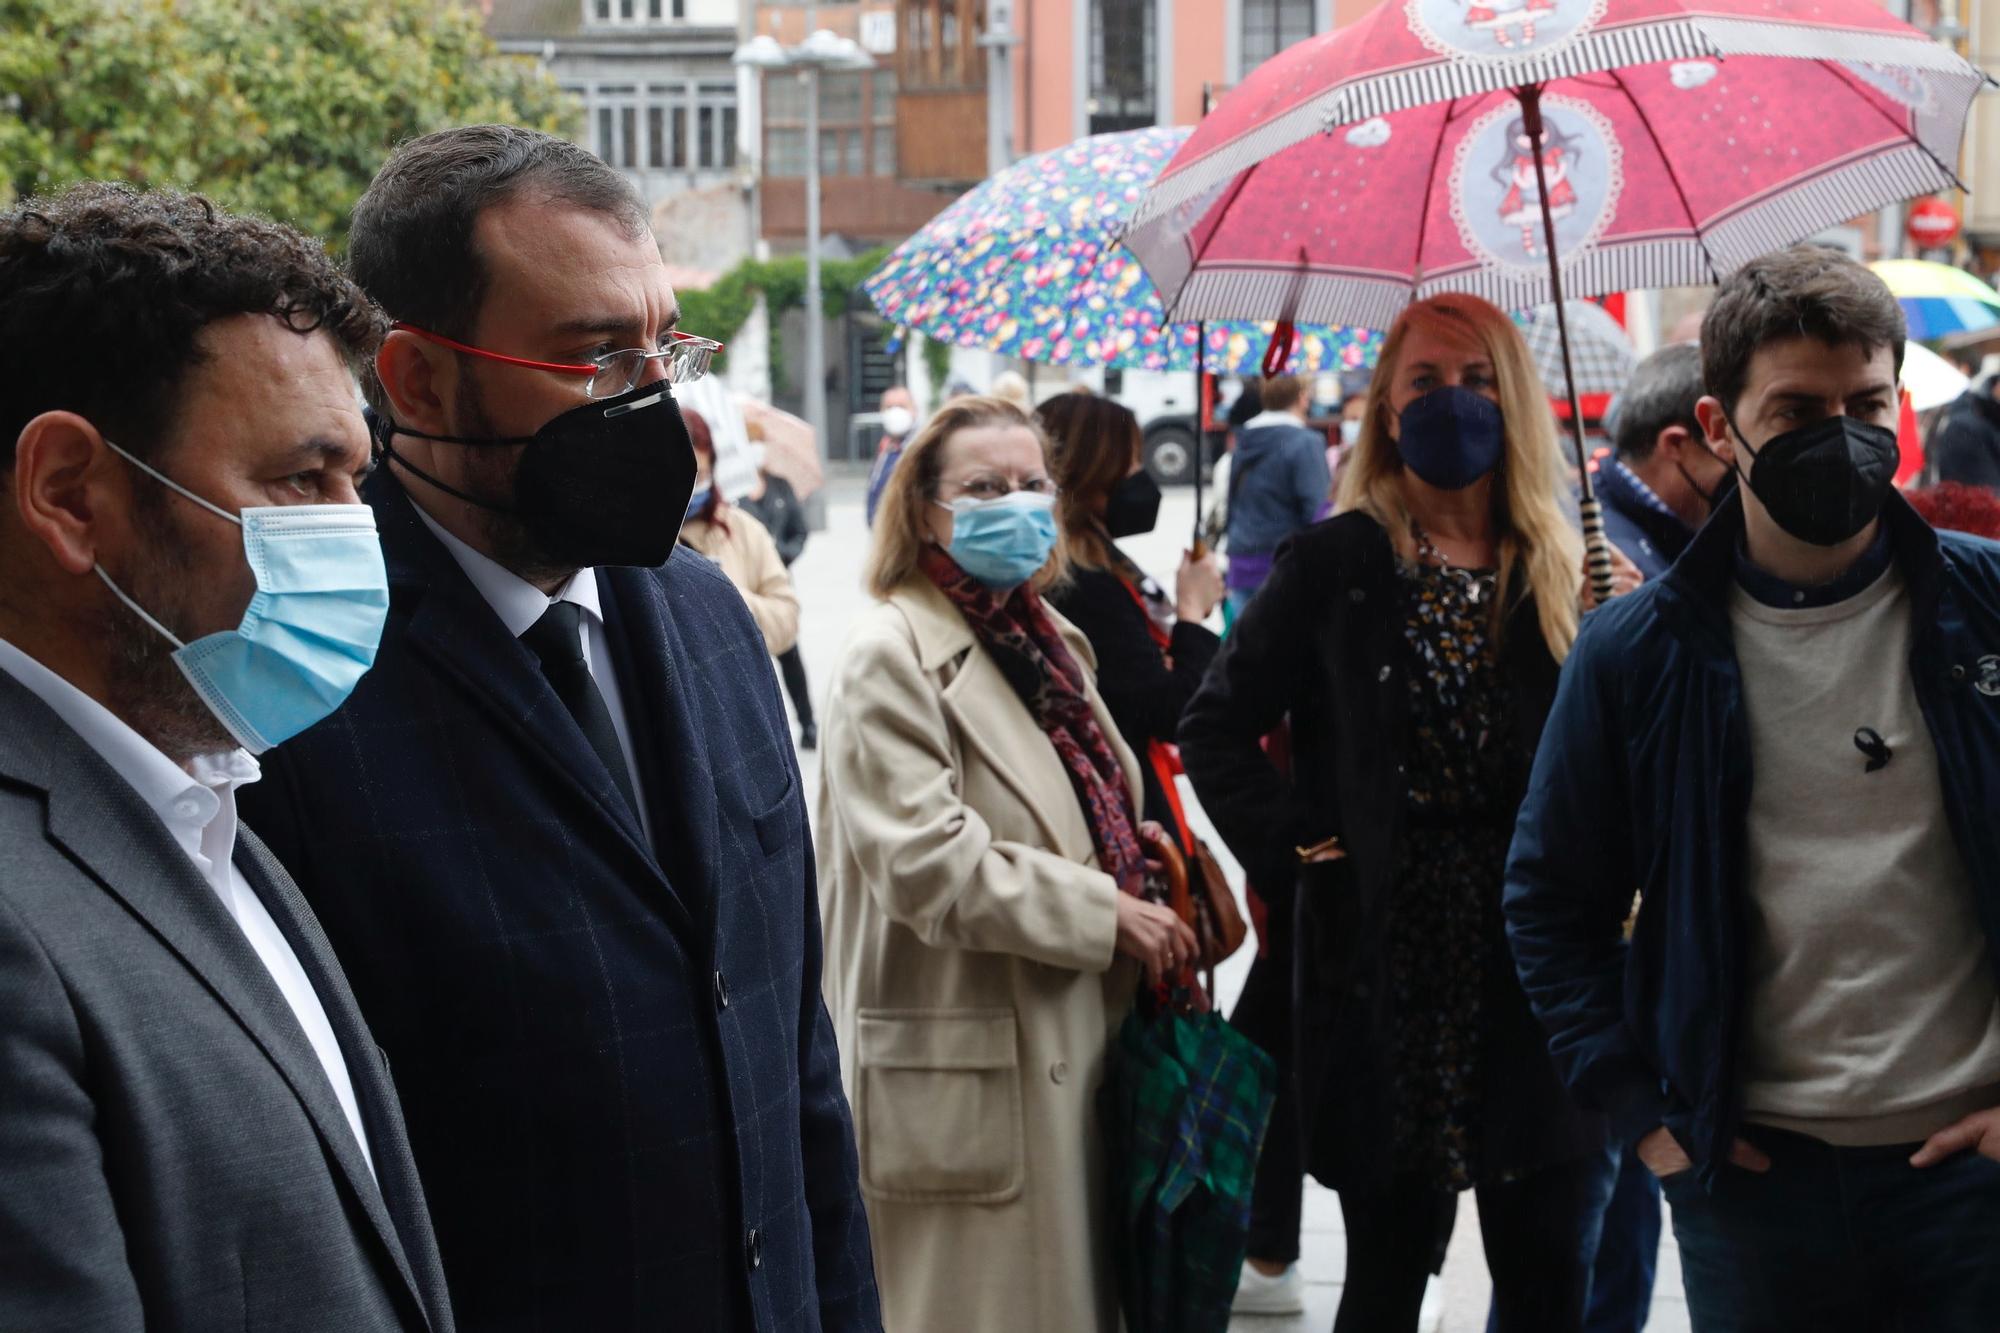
[1100,1003,1277,1333]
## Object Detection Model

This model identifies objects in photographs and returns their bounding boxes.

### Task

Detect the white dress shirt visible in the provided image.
[0,636,376,1178]
[413,508,652,843]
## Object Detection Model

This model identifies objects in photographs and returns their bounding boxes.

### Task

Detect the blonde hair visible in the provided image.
[1335,293,1584,659]
[864,395,1070,599]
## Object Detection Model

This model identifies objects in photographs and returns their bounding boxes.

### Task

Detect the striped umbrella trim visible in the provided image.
[1705,145,1958,269]
[1134,25,1970,231]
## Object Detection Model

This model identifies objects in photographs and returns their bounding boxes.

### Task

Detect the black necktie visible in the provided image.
[519,600,640,818]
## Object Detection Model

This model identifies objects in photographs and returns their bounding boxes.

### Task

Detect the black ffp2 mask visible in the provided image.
[1104,470,1163,539]
[376,378,697,569]
[1730,414,1899,548]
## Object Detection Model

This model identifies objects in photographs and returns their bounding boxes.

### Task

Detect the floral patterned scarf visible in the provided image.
[920,547,1148,899]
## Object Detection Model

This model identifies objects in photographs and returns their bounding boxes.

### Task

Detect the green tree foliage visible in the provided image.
[675,248,889,391]
[0,0,576,247]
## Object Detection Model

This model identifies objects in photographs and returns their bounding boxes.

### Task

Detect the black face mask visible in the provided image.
[377,378,697,569]
[1729,413,1899,547]
[1103,470,1163,539]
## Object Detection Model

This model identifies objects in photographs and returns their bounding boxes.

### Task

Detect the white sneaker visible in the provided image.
[1231,1260,1305,1315]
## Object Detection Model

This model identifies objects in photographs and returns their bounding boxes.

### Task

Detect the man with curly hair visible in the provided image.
[0,184,451,1330]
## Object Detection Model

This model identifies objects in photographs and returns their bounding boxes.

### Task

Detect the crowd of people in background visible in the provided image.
[5,117,2000,1333]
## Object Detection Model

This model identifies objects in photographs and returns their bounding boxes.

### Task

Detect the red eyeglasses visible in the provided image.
[394,322,724,398]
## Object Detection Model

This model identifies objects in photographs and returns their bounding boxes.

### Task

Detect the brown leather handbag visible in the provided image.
[1138,823,1248,972]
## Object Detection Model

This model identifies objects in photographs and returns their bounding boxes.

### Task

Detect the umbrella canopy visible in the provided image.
[1903,339,1972,413]
[1133,0,1980,238]
[1871,259,2000,343]
[864,127,1381,376]
[1126,54,1984,329]
[1520,301,1634,401]
[1100,1005,1276,1333]
[737,396,824,500]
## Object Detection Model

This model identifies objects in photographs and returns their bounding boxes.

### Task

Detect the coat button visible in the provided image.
[1377,665,1392,683]
[1951,664,1968,682]
[1349,588,1366,603]
[1050,1060,1069,1085]
[713,970,730,1010]
[745,1227,762,1270]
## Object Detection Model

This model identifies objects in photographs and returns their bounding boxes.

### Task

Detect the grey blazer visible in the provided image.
[0,672,453,1332]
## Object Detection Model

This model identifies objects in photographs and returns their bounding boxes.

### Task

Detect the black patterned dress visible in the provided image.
[1385,529,1525,1193]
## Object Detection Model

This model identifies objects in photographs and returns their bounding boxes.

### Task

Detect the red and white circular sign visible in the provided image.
[1907,197,1962,249]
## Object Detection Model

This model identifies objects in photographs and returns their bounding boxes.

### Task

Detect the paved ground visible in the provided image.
[780,471,1691,1333]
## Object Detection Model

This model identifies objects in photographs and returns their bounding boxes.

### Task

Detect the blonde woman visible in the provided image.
[815,396,1197,1332]
[1179,295,1633,1333]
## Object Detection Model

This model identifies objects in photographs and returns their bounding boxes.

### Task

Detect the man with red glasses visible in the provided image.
[238,124,877,1331]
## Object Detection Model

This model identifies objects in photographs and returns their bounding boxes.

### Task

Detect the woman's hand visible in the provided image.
[1175,548,1225,623]
[1580,540,1644,610]
[1115,894,1200,988]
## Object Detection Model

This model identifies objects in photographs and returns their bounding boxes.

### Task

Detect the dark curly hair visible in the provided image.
[0,182,383,470]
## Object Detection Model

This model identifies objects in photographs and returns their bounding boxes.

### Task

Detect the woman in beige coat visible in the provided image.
[679,407,799,656]
[816,396,1199,1333]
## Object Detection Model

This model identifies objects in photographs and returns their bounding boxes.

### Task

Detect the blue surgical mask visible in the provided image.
[935,491,1058,590]
[684,485,712,524]
[1397,385,1505,491]
[94,441,389,754]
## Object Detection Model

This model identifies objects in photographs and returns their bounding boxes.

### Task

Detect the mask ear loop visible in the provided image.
[372,415,527,517]
[93,565,188,650]
[102,439,243,529]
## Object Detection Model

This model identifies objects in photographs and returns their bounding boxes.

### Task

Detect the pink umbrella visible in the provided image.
[1126,3,1987,595]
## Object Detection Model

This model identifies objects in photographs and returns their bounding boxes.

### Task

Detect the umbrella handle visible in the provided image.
[1581,495,1616,605]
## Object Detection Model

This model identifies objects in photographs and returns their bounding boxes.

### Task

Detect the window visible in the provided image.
[1089,0,1155,135]
[584,0,676,25]
[647,107,666,168]
[1239,0,1314,74]
[765,69,871,177]
[871,70,896,176]
[767,128,807,177]
[700,107,717,169]
[897,0,985,92]
[673,106,689,169]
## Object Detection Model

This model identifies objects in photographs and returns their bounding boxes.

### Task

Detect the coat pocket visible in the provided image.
[855,1007,1025,1204]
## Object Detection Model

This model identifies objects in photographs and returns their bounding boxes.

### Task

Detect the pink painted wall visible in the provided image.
[1018,0,1078,154]
[1172,0,1230,126]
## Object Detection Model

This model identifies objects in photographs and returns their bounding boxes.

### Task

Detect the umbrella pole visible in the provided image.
[1193,322,1208,559]
[1519,85,1616,605]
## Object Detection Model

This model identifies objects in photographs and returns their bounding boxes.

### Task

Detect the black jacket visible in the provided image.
[1930,385,2000,491]
[1178,513,1605,1192]
[1047,561,1220,847]
[1505,493,2000,1179]
[741,475,810,567]
[238,471,878,1332]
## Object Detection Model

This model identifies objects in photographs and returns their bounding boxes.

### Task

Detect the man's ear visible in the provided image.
[1653,423,1691,461]
[1693,395,1736,467]
[374,330,455,437]
[11,412,124,576]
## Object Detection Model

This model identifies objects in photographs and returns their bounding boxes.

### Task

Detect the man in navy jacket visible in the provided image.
[1595,342,1731,582]
[1506,247,2000,1331]
[238,126,877,1331]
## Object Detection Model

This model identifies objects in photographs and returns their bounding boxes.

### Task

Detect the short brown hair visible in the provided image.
[864,396,1067,599]
[350,125,646,347]
[0,183,380,470]
[1035,391,1142,570]
[1701,246,1906,415]
[1259,374,1308,414]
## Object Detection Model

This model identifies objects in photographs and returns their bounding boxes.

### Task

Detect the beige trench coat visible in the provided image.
[815,577,1143,1333]
[680,506,799,655]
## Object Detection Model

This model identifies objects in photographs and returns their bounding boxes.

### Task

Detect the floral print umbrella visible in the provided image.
[863,127,1381,376]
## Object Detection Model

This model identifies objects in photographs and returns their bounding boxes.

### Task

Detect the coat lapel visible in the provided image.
[599,561,722,928]
[369,471,693,936]
[234,829,443,1331]
[0,676,415,1311]
[895,581,1140,862]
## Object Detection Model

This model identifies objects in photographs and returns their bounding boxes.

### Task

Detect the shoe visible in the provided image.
[1231,1260,1304,1315]
[798,721,818,751]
